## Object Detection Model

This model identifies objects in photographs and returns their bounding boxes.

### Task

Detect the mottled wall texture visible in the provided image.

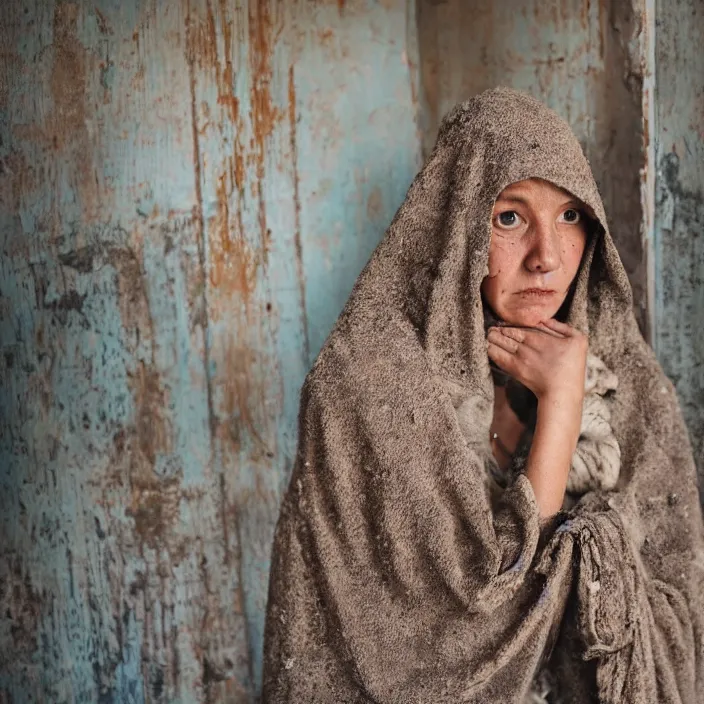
[652,0,704,476]
[0,1,421,701]
[0,0,701,702]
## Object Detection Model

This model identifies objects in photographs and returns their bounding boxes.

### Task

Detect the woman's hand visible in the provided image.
[487,318,588,518]
[486,318,587,405]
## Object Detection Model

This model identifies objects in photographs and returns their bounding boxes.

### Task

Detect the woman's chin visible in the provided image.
[499,303,562,328]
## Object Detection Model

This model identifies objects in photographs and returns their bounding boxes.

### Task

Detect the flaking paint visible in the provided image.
[1,1,420,701]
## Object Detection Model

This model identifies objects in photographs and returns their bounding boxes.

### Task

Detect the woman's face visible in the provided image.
[481,178,588,327]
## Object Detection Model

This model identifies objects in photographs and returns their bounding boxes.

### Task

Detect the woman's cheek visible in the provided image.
[486,241,506,278]
[562,240,585,278]
[486,258,501,278]
[487,238,520,279]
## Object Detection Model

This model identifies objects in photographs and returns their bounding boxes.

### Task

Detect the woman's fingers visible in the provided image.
[487,342,518,374]
[535,321,566,338]
[487,328,521,354]
[495,326,526,343]
[487,320,587,401]
[540,318,575,336]
[491,326,557,351]
[488,320,578,358]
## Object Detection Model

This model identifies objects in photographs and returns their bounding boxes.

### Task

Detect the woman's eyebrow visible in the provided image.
[494,195,584,208]
[494,195,528,206]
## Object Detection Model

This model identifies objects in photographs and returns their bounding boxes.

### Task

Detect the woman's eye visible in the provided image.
[560,208,581,224]
[495,211,522,229]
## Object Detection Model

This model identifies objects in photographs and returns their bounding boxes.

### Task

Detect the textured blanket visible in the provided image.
[262,87,704,703]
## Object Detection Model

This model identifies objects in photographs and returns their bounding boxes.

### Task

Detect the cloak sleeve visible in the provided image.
[261,328,704,704]
[547,327,704,704]
[262,342,577,704]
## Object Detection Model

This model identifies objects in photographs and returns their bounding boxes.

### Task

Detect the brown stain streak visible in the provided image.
[51,4,85,139]
[232,494,256,694]
[404,0,419,118]
[94,6,112,35]
[185,0,217,444]
[288,65,310,365]
[215,0,245,198]
[215,0,240,128]
[187,0,268,452]
[208,171,259,301]
[5,558,41,658]
[219,349,261,695]
[248,0,283,268]
[49,3,99,222]
[124,362,186,554]
[189,0,245,190]
[221,340,267,457]
[185,3,259,693]
[597,0,607,62]
[188,0,251,302]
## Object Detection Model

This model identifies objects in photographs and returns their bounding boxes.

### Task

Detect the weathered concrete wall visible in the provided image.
[0,1,420,701]
[652,0,704,481]
[416,0,650,332]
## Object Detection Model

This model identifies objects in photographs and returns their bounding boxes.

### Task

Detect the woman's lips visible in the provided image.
[516,288,557,298]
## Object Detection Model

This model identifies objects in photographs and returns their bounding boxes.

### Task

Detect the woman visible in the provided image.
[262,88,704,703]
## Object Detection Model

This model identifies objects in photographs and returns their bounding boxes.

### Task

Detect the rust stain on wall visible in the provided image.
[50,4,86,148]
[186,0,288,281]
[125,359,182,554]
[247,1,282,266]
[0,47,20,111]
[103,241,186,556]
[132,361,170,469]
[94,7,113,35]
[215,0,239,127]
[214,0,246,194]
[208,171,259,301]
[366,186,383,219]
[221,339,268,460]
[185,0,287,470]
[0,151,37,260]
[0,558,41,661]
[48,2,100,222]
[288,64,310,363]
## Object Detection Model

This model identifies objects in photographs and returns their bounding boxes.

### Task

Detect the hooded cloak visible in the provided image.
[261,87,704,703]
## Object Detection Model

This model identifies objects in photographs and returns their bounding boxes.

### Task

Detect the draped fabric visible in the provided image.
[261,87,704,704]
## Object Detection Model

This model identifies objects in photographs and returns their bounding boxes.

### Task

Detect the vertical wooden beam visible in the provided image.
[652,0,704,481]
[641,0,657,346]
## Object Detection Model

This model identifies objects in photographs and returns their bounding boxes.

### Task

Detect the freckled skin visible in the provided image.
[481,178,588,327]
[484,179,591,517]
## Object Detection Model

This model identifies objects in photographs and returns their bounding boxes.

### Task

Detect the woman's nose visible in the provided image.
[524,218,560,273]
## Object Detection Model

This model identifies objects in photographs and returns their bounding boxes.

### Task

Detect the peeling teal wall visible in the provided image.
[0,1,420,701]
